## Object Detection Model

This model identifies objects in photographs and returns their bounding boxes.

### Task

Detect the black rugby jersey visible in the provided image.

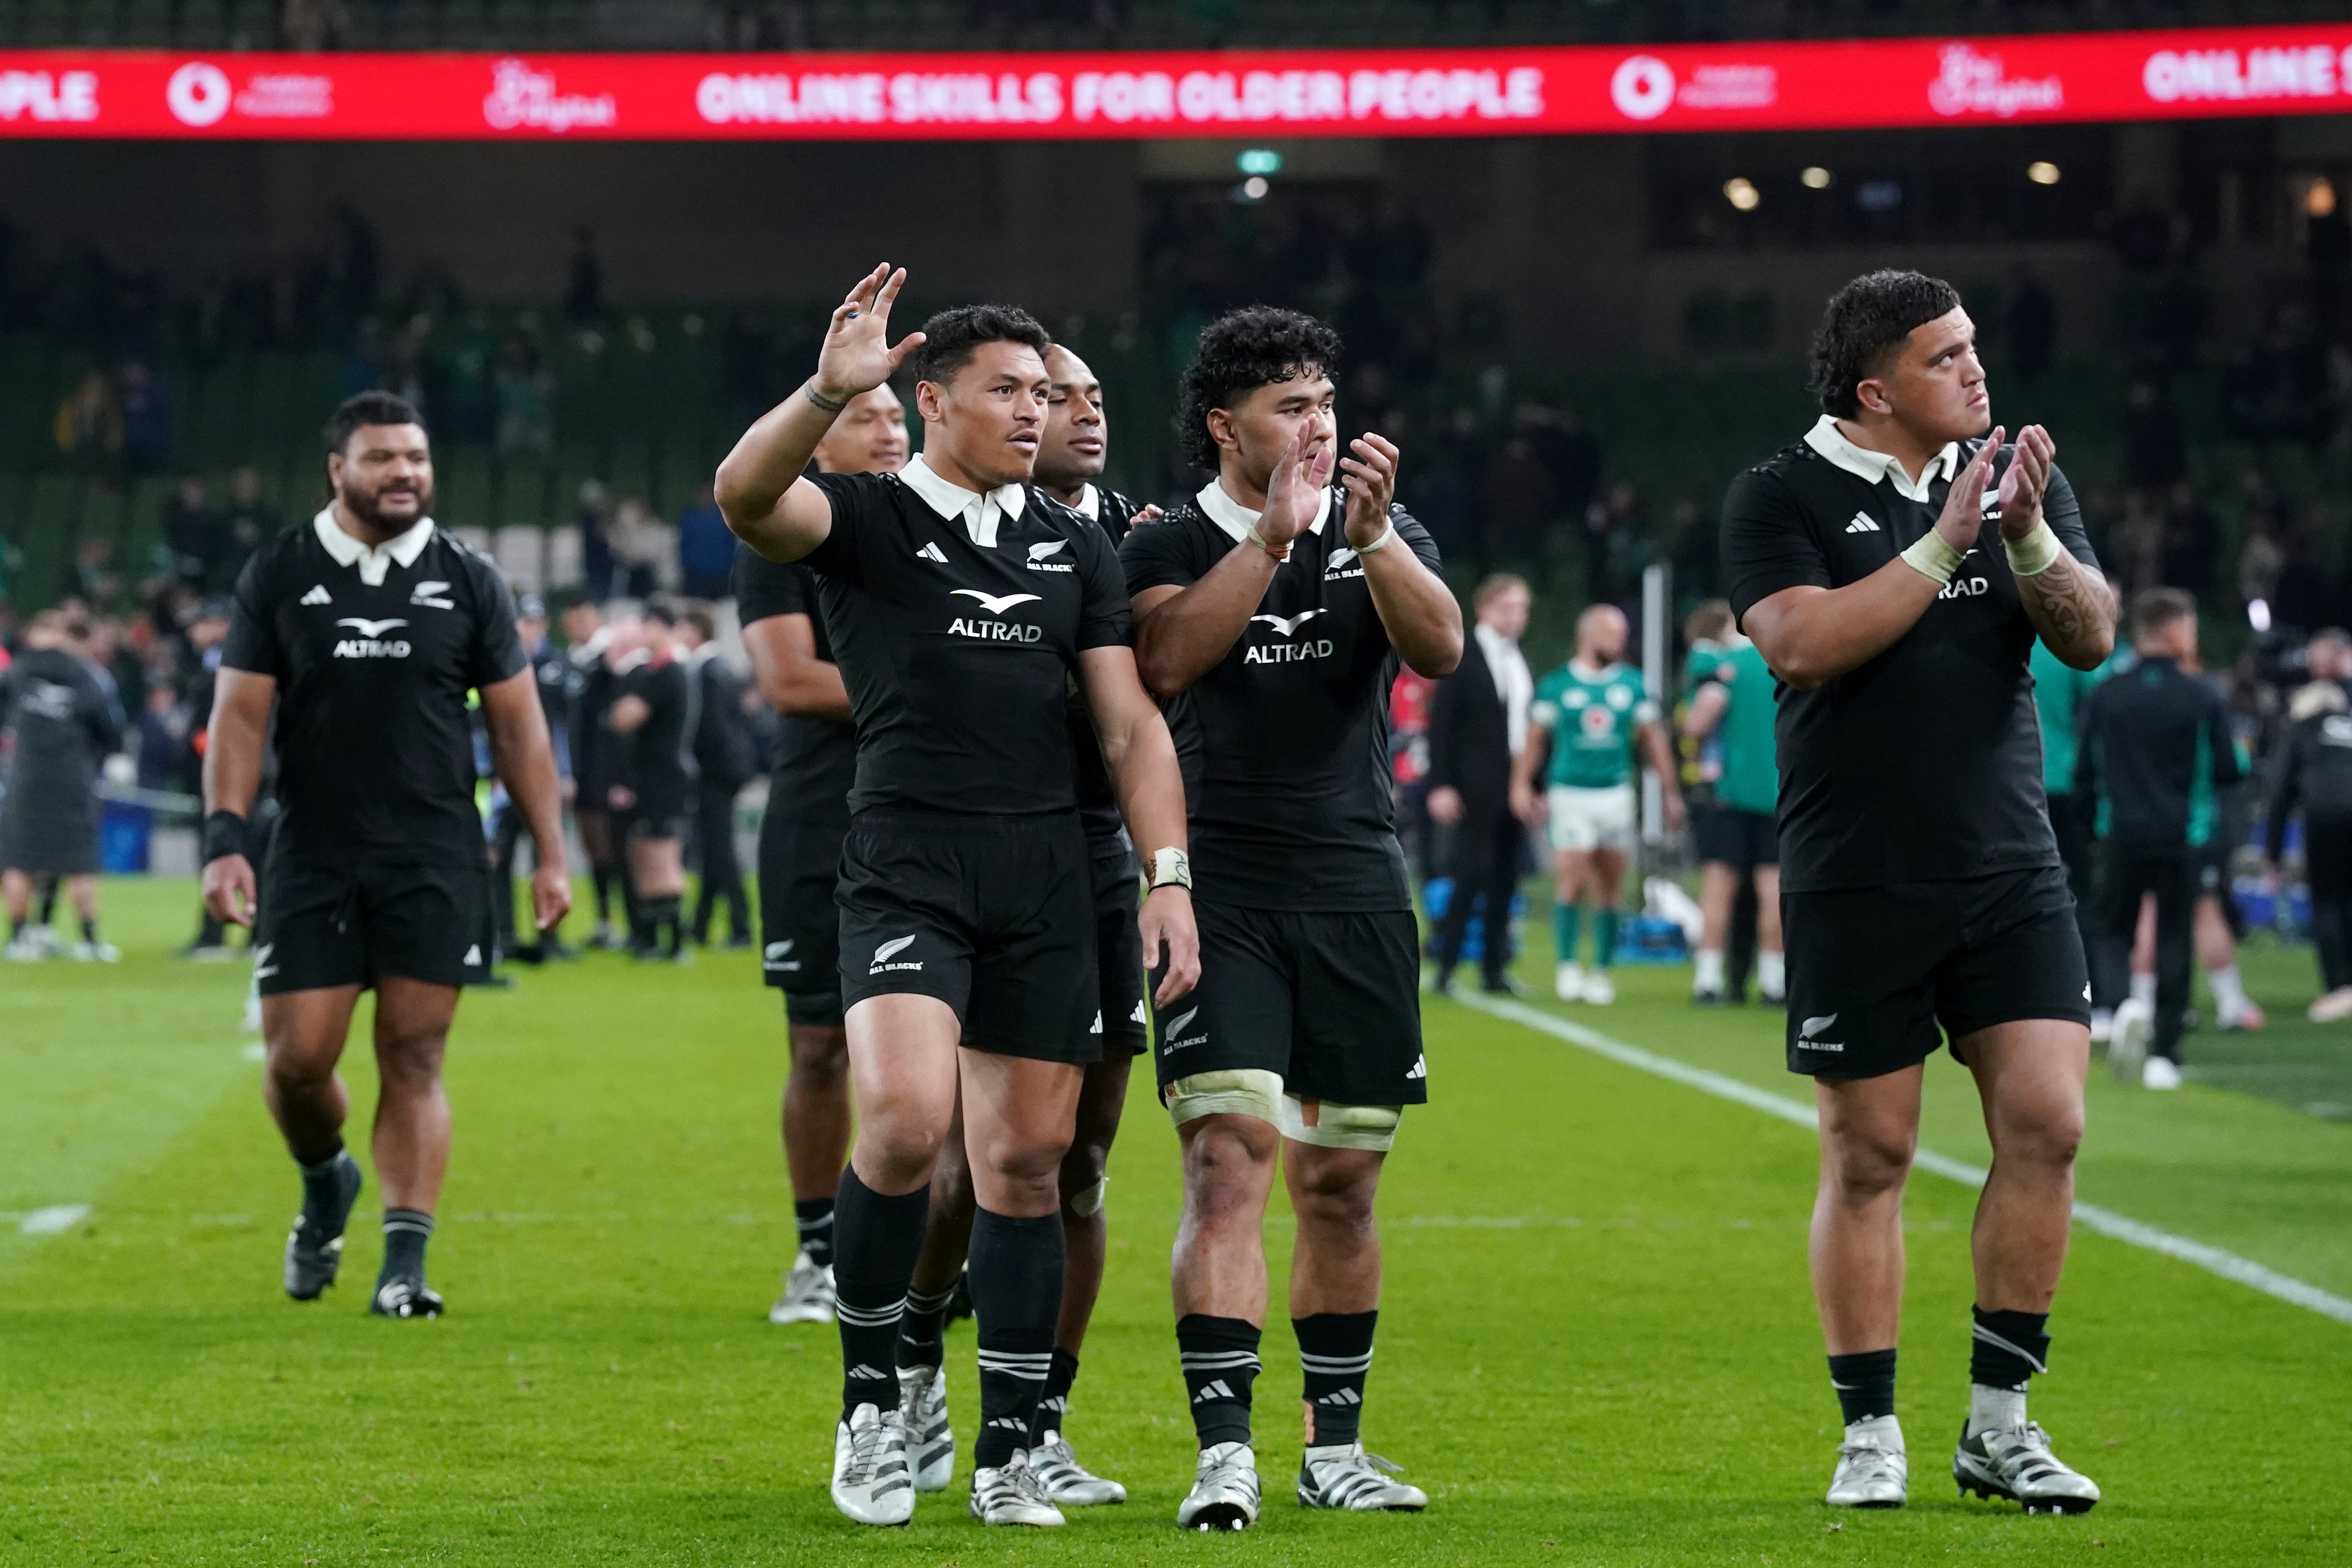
[617,653,698,804]
[223,511,526,867]
[1066,484,1150,852]
[734,543,857,831]
[1121,481,1441,912]
[797,457,1131,819]
[1722,418,2095,893]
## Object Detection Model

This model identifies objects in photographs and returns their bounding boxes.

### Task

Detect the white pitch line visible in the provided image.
[18,1204,91,1236]
[1454,990,2352,1328]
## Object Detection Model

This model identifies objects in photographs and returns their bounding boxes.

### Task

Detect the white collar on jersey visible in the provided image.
[1802,415,1960,505]
[1194,476,1332,546]
[313,508,435,588]
[1072,483,1101,521]
[897,452,1027,548]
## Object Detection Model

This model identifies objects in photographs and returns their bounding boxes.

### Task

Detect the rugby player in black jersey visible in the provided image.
[1121,307,1462,1529]
[607,600,699,962]
[202,392,571,1319]
[715,267,1198,1529]
[735,381,908,1328]
[1722,271,2113,1513]
[891,342,1157,1509]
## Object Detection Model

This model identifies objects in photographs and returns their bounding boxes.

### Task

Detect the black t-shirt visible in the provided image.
[618,654,697,800]
[734,543,857,833]
[798,468,1131,818]
[224,517,526,868]
[1121,485,1441,912]
[1068,486,1150,852]
[1722,433,2095,892]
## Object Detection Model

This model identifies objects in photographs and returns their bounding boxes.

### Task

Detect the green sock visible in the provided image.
[1595,909,1621,969]
[1552,902,1581,966]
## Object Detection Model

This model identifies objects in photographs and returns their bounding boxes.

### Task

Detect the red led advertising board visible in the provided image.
[0,26,2347,141]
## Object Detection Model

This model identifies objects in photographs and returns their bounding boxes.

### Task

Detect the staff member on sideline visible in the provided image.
[203,391,571,1319]
[1425,573,1533,996]
[1723,270,2111,1513]
[2266,629,2352,1021]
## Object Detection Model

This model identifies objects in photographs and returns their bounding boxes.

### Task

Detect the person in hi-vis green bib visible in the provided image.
[1511,604,1684,1004]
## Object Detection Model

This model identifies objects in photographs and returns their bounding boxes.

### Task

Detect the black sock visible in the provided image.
[80,917,98,944]
[968,1208,1062,1470]
[655,896,684,957]
[896,1280,957,1372]
[1295,1310,1377,1449]
[592,864,613,922]
[1178,1314,1262,1449]
[295,1139,348,1226]
[380,1209,433,1283]
[1828,1347,1898,1425]
[1028,1346,1081,1448]
[793,1196,836,1269]
[833,1167,929,1423]
[8,915,22,939]
[37,882,56,925]
[1970,1307,2050,1391]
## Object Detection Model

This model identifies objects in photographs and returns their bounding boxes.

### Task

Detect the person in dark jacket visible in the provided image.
[1426,573,1533,994]
[2266,628,2352,1021]
[2078,588,2245,1087]
[679,604,754,946]
[608,599,698,960]
[2,609,126,961]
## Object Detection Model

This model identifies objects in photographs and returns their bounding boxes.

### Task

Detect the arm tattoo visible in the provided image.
[2017,552,2113,668]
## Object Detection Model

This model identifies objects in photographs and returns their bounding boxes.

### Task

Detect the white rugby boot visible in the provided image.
[969,1450,1064,1527]
[1954,1419,2101,1515]
[2107,1000,2152,1084]
[1580,968,1617,1006]
[2142,1055,2183,1090]
[897,1363,954,1492]
[1176,1441,1261,1531]
[1554,961,1584,1002]
[829,1403,915,1526]
[1825,1417,1908,1508]
[1027,1430,1126,1505]
[1298,1443,1428,1511]
[767,1249,836,1325]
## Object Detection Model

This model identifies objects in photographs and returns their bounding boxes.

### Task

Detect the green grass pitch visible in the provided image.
[3,877,2349,1565]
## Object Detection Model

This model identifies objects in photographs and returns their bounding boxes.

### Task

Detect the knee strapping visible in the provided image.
[1163,1068,1285,1128]
[1278,1096,1403,1152]
[1064,1176,1108,1218]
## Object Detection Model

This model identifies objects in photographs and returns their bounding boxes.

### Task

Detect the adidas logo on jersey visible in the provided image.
[916,542,949,563]
[1845,513,1880,533]
[463,944,481,967]
[1090,1010,1103,1034]
[1130,999,1148,1025]
[300,584,333,606]
[1193,1380,1235,1403]
[1406,1054,1427,1080]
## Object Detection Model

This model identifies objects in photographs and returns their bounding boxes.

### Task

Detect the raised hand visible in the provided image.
[1339,432,1399,546]
[1997,424,2056,540]
[1931,425,2002,554]
[813,265,925,402]
[1256,420,1336,552]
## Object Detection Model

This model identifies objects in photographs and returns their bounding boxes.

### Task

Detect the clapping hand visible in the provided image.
[813,265,925,403]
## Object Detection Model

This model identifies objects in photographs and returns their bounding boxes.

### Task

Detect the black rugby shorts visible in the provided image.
[1150,900,1427,1107]
[254,857,496,995]
[1695,805,1778,872]
[758,806,846,1027]
[1781,864,2090,1079]
[834,810,1098,1064]
[1090,843,1149,1054]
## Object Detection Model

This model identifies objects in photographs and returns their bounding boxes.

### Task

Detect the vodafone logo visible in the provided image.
[167,62,232,126]
[1611,54,1675,120]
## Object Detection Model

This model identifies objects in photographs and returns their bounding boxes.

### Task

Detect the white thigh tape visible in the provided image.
[1278,1096,1403,1152]
[1164,1068,1285,1128]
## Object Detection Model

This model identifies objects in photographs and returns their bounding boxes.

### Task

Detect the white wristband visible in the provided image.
[1899,530,1967,587]
[2004,520,2064,577]
[1354,519,1395,554]
[1148,847,1192,891]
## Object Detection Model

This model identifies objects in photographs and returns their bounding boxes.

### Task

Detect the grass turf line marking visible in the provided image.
[1455,990,2352,1328]
[15,1204,92,1236]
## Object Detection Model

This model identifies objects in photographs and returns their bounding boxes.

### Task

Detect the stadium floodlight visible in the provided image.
[1236,149,1283,176]
[2307,177,2338,218]
[1240,175,1270,200]
[1723,177,1760,212]
[2027,160,2062,185]
[1800,165,1833,189]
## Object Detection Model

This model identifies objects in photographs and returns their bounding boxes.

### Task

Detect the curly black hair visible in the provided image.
[325,390,425,453]
[908,303,1051,390]
[1176,306,1342,473]
[1806,269,1963,419]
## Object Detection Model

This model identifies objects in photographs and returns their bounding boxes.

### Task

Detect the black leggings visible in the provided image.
[2307,814,2352,993]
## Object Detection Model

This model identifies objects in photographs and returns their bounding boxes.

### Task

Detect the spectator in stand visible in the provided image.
[1582,482,1645,605]
[74,538,124,614]
[53,369,124,474]
[577,481,616,604]
[678,605,754,947]
[117,359,171,475]
[2267,629,2352,1022]
[675,482,735,601]
[610,496,664,601]
[161,474,222,591]
[1426,574,1534,996]
[218,467,284,591]
[137,678,190,793]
